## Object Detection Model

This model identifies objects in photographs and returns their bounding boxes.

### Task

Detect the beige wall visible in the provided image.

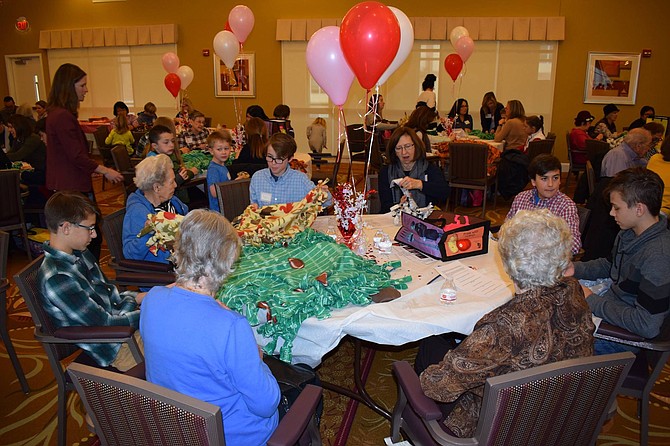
[1,0,668,161]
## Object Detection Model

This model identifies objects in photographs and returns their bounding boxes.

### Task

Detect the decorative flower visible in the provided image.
[332,183,375,239]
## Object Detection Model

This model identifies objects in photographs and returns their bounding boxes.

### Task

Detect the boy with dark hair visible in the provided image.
[567,167,670,353]
[506,154,581,254]
[249,133,330,207]
[38,191,144,370]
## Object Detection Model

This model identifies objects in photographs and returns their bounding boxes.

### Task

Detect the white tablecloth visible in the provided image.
[254,214,514,366]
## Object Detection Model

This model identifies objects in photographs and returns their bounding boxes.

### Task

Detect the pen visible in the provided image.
[427,275,441,285]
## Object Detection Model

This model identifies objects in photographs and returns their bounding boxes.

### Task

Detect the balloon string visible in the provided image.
[334,105,345,184]
[364,85,380,196]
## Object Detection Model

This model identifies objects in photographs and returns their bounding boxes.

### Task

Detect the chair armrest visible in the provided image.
[125,362,146,379]
[595,322,645,342]
[268,384,322,446]
[117,258,173,273]
[53,325,135,340]
[393,361,443,421]
[595,321,670,351]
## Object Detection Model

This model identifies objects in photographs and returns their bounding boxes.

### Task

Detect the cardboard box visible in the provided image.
[394,211,490,261]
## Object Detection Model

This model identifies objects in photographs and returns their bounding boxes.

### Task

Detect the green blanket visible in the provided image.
[216,228,411,361]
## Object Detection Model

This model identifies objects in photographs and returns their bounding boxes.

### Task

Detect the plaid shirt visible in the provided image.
[38,242,140,366]
[177,128,210,151]
[506,189,582,254]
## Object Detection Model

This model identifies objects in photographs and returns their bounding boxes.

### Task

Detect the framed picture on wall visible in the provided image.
[584,52,640,105]
[214,53,255,97]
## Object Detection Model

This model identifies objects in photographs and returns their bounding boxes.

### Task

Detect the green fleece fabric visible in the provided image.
[216,228,411,361]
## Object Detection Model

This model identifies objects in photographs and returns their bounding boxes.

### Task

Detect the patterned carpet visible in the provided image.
[2,172,670,445]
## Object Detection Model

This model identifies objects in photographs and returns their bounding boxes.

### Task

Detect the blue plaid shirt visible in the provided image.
[250,167,331,207]
[38,242,140,366]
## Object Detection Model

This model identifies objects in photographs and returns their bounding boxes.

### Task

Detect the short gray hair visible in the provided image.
[172,209,241,293]
[498,209,572,290]
[133,154,172,191]
[624,128,651,148]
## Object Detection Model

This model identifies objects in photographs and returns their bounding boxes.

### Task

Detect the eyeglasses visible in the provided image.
[394,143,414,152]
[72,222,96,233]
[266,155,287,164]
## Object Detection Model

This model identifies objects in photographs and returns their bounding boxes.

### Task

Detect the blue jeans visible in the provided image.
[594,338,639,355]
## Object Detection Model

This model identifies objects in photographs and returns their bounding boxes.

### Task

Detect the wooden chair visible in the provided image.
[0,230,29,394]
[585,138,610,180]
[595,318,670,446]
[526,139,554,163]
[93,126,114,190]
[565,131,587,191]
[100,209,176,288]
[586,160,596,197]
[390,352,635,446]
[68,362,323,446]
[110,144,139,198]
[0,169,31,259]
[14,256,143,446]
[214,178,251,222]
[446,143,496,217]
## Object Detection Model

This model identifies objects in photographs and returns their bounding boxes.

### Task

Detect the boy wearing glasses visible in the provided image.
[38,191,144,370]
[250,133,331,207]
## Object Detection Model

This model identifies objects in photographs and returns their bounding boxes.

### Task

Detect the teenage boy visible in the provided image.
[249,133,331,207]
[506,154,581,254]
[206,130,233,212]
[38,191,144,370]
[566,167,670,353]
[177,110,209,152]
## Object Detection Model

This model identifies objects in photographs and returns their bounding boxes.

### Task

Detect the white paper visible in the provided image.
[434,260,508,296]
[592,314,602,333]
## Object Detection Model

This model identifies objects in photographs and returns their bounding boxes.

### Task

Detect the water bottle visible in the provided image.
[439,276,457,304]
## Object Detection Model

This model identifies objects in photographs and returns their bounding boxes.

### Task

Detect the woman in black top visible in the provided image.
[479,91,504,133]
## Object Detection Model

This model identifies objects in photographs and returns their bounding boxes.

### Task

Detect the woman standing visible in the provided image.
[46,63,123,258]
[379,127,448,213]
[417,74,437,109]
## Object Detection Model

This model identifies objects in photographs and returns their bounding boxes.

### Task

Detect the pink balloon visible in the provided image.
[161,52,180,74]
[455,36,475,63]
[306,26,355,107]
[213,30,240,69]
[228,5,255,44]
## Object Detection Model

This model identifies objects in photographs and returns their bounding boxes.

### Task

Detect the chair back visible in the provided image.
[110,145,137,197]
[475,353,634,446]
[526,139,554,162]
[586,160,596,197]
[93,125,110,149]
[68,363,225,446]
[585,139,610,178]
[101,208,127,263]
[366,174,382,214]
[14,256,82,372]
[576,205,591,244]
[345,124,367,155]
[448,143,488,184]
[215,178,251,222]
[0,169,24,229]
[0,230,8,280]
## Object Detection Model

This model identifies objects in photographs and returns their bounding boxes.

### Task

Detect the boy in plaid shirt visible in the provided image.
[38,191,145,370]
[177,110,209,152]
[506,154,581,254]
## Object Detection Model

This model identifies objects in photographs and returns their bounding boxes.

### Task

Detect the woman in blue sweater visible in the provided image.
[122,154,188,264]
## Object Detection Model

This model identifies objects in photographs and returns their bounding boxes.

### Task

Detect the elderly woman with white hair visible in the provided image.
[140,209,281,446]
[122,153,188,264]
[416,209,595,438]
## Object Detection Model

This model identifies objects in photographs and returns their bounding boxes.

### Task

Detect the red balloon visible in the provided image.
[339,1,400,90]
[164,73,181,98]
[444,53,463,82]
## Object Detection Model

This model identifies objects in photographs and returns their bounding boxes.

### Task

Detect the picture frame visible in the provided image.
[214,53,255,97]
[584,52,640,105]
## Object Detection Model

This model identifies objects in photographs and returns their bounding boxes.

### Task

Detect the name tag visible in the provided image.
[260,192,272,203]
[485,114,492,119]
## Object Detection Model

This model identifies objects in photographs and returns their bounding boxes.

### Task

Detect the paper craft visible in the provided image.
[434,260,508,296]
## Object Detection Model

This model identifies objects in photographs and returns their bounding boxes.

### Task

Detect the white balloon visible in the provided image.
[213,30,240,69]
[176,65,194,90]
[450,26,469,48]
[377,7,414,86]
